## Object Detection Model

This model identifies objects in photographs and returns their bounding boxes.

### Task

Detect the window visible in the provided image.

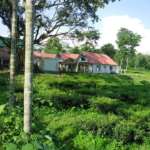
[110,66,113,71]
[80,56,86,61]
[97,65,101,72]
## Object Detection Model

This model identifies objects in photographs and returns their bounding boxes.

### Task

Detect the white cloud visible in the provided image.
[98,15,150,54]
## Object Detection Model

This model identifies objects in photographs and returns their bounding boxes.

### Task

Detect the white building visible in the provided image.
[75,52,120,74]
[33,51,120,74]
[33,51,59,72]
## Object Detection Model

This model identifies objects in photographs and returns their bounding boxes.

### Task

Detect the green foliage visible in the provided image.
[71,29,100,45]
[113,120,141,144]
[69,46,81,54]
[69,29,100,53]
[100,43,117,58]
[80,43,97,52]
[50,92,89,109]
[69,43,98,53]
[90,97,124,114]
[116,28,142,70]
[0,104,6,114]
[44,37,63,54]
[22,144,34,150]
[117,28,141,54]
[0,0,118,49]
[133,53,150,70]
[74,131,124,150]
[6,143,17,150]
[2,70,150,149]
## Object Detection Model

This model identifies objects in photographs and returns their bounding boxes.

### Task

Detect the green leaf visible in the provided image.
[6,143,17,150]
[0,104,5,114]
[22,144,34,150]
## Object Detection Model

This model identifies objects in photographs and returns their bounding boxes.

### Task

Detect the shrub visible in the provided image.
[2,71,150,149]
[58,126,77,141]
[113,120,144,144]
[50,92,89,109]
[77,88,98,96]
[0,76,8,87]
[44,110,119,141]
[90,97,124,113]
[73,131,124,150]
[129,139,150,150]
[4,135,58,150]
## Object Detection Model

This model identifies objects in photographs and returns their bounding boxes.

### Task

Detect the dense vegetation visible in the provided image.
[1,70,150,149]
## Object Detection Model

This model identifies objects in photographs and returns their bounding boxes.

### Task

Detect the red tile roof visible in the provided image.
[33,51,57,59]
[33,51,117,66]
[58,53,79,60]
[82,52,118,66]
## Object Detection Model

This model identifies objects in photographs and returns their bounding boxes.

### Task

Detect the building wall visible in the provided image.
[42,58,59,72]
[111,66,120,74]
[34,57,120,74]
[88,64,119,74]
[34,58,59,72]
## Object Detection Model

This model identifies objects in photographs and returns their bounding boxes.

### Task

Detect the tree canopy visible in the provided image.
[44,37,63,54]
[0,0,119,46]
[100,43,116,58]
[116,28,142,71]
[71,29,100,46]
[116,28,142,56]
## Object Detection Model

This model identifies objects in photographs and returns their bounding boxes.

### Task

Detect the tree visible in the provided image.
[0,0,117,45]
[24,0,33,133]
[0,0,17,104]
[0,0,119,71]
[0,0,11,47]
[69,46,81,54]
[44,37,63,54]
[80,43,97,52]
[71,29,100,47]
[116,28,141,72]
[69,28,100,53]
[9,0,17,105]
[135,54,150,70]
[100,43,116,58]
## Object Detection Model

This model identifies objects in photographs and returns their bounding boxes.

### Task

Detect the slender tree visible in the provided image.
[9,0,17,105]
[24,0,33,133]
[116,28,141,72]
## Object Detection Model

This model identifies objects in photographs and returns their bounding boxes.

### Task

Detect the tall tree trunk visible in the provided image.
[9,0,17,105]
[120,58,123,73]
[75,61,80,72]
[134,56,137,69]
[24,0,33,133]
[125,57,129,73]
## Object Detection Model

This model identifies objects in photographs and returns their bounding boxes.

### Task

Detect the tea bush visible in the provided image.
[73,131,124,150]
[90,97,124,112]
[50,92,89,109]
[1,70,150,149]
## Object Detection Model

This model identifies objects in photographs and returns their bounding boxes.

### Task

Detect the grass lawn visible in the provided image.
[1,70,150,149]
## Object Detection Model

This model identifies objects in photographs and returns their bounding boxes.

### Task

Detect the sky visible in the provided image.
[0,18,9,37]
[95,0,150,54]
[0,0,150,54]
